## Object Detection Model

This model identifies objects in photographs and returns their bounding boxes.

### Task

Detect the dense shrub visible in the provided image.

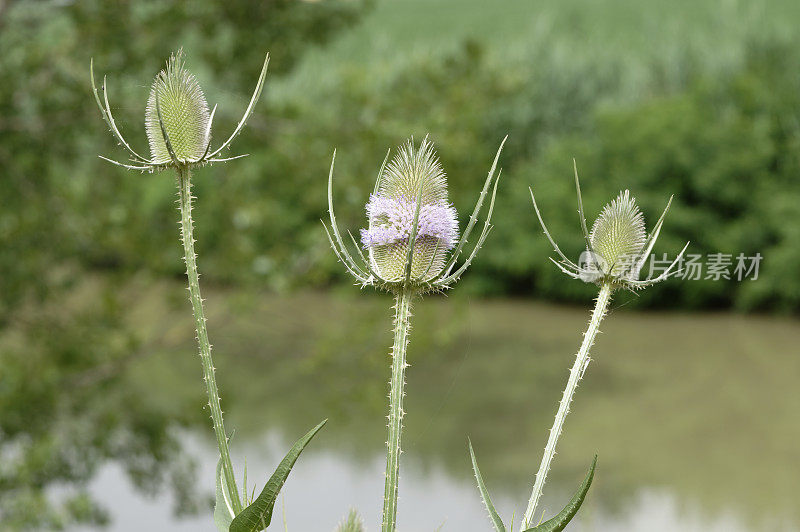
[484,40,800,311]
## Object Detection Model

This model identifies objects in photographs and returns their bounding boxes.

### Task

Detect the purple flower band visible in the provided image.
[360,194,458,250]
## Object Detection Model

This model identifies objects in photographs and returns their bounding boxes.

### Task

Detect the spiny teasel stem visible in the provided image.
[382,289,414,532]
[522,281,613,529]
[177,166,242,514]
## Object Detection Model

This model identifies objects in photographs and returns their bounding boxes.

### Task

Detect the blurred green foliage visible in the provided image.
[0,0,363,316]
[2,0,798,312]
[0,0,365,528]
[0,280,201,529]
[485,40,800,311]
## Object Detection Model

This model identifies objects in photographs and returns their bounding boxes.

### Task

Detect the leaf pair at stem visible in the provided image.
[470,441,597,532]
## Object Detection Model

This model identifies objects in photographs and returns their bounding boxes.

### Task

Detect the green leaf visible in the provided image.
[468,439,506,532]
[214,455,236,531]
[524,456,597,532]
[229,420,327,532]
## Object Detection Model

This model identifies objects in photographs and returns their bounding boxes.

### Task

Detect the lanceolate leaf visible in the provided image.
[468,439,507,532]
[524,456,597,532]
[214,456,236,531]
[229,420,327,532]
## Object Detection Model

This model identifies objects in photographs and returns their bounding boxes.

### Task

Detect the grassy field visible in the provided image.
[273,0,800,101]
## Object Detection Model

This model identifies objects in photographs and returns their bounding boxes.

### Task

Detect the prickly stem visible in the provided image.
[382,289,414,532]
[522,281,612,528]
[177,166,242,513]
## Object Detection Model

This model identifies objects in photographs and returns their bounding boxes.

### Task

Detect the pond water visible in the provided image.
[73,288,800,531]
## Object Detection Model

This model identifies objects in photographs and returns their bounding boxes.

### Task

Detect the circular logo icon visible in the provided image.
[578,251,607,283]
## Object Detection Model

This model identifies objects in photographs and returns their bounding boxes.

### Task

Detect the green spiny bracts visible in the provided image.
[515,161,689,529]
[531,160,689,290]
[336,509,365,532]
[378,136,449,203]
[589,190,646,279]
[145,51,211,165]
[91,49,271,520]
[91,49,269,171]
[325,136,507,294]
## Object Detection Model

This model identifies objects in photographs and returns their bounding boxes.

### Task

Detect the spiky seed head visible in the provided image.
[335,509,365,532]
[145,50,210,165]
[360,138,458,286]
[589,190,646,279]
[532,165,686,290]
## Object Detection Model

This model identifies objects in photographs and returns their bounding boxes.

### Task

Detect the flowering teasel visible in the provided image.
[325,136,506,294]
[324,137,505,532]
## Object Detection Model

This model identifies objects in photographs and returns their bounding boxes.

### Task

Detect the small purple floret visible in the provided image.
[360,194,458,250]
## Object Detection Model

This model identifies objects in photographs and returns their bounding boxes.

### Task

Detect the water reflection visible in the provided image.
[87,434,791,531]
[88,286,800,530]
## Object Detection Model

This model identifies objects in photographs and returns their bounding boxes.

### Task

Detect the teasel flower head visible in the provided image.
[91,49,269,172]
[360,139,459,282]
[324,136,506,294]
[530,160,689,291]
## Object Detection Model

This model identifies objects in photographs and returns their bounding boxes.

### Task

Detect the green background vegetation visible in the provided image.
[3,0,800,314]
[2,0,800,529]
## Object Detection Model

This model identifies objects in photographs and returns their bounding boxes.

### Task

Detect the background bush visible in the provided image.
[3,1,799,313]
